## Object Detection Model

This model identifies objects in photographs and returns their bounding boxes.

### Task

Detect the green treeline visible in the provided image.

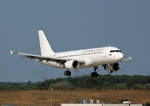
[0,74,150,91]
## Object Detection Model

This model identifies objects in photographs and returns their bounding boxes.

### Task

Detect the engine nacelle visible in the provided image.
[64,60,79,70]
[112,63,120,71]
[103,63,120,73]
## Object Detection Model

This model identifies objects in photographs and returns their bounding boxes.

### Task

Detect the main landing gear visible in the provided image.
[91,67,99,78]
[64,67,99,78]
[64,70,71,76]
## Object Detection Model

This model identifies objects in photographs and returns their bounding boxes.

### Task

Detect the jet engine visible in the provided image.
[64,60,79,70]
[112,63,120,71]
[103,63,120,73]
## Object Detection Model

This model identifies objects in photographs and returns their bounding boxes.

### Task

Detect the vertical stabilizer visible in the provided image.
[38,30,55,56]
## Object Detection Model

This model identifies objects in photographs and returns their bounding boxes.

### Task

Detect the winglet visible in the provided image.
[128,57,132,61]
[122,56,133,62]
[10,49,14,55]
[10,49,18,55]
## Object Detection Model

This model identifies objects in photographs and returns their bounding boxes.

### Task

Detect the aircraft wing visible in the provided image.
[10,50,84,65]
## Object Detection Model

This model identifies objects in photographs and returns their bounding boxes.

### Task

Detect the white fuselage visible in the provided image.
[41,46,124,69]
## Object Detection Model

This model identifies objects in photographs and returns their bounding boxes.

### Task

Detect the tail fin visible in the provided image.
[38,30,55,56]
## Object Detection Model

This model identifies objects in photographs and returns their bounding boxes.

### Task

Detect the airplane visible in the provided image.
[10,30,132,78]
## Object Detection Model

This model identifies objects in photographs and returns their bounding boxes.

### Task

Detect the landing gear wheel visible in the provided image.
[64,70,71,76]
[91,67,99,78]
[108,70,113,73]
[91,72,99,78]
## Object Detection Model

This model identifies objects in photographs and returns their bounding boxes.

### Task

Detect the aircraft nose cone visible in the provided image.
[120,53,124,60]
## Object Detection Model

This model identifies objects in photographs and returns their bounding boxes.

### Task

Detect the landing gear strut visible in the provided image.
[64,70,71,76]
[91,67,99,78]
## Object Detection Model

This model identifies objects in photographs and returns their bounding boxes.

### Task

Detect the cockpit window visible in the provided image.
[110,50,122,53]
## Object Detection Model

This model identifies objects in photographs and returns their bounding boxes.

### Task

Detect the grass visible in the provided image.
[0,90,150,105]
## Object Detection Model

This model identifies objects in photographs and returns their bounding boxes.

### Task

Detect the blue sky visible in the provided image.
[0,0,150,82]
